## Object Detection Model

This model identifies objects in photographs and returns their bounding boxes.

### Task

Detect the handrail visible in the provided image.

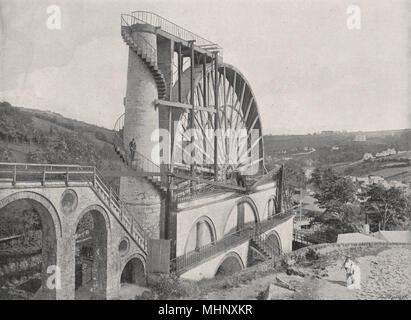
[129,11,221,50]
[0,162,94,169]
[114,113,125,134]
[0,162,149,252]
[170,212,293,274]
[112,113,161,175]
[121,15,158,66]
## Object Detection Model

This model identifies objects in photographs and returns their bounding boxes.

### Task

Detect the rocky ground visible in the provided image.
[119,246,410,300]
[196,246,411,300]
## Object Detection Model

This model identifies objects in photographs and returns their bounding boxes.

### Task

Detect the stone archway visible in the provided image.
[120,255,146,286]
[266,195,278,217]
[266,230,282,256]
[0,192,59,300]
[184,216,217,253]
[74,206,108,300]
[214,252,244,277]
[223,197,260,235]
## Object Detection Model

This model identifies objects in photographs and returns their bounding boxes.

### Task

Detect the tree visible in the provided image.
[362,184,409,231]
[313,168,357,220]
[283,161,306,210]
[308,167,361,242]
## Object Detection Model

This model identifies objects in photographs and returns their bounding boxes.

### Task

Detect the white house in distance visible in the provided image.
[354,134,367,142]
[375,148,397,158]
[362,153,374,161]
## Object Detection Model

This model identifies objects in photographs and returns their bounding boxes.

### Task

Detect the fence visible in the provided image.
[171,212,292,274]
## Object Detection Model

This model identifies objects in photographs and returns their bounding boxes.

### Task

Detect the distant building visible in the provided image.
[368,175,385,185]
[375,148,396,158]
[362,153,374,161]
[354,134,366,142]
[331,146,340,151]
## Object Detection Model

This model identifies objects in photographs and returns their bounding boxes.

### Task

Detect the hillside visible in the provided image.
[263,129,411,169]
[0,101,123,186]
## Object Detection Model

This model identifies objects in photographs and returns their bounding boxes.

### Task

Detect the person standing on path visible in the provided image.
[343,257,361,290]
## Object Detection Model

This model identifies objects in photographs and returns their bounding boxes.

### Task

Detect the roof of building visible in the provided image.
[371,231,411,243]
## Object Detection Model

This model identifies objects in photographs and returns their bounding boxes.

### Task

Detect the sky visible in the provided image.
[0,0,410,135]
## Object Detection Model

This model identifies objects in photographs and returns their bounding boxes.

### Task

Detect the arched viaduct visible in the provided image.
[0,166,293,298]
[0,172,146,300]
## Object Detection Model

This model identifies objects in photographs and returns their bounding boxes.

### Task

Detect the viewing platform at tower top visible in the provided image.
[121,11,223,59]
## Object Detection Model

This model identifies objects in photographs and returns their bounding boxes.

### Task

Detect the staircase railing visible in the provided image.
[171,223,257,275]
[113,113,161,175]
[121,14,158,67]
[170,212,293,274]
[0,162,149,253]
[251,232,282,258]
[114,113,125,136]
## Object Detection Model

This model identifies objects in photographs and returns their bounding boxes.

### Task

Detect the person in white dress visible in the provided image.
[343,257,361,290]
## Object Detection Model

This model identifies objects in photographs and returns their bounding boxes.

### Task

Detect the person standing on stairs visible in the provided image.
[129,138,136,162]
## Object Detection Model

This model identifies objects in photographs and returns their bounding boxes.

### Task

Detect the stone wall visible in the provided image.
[120,176,164,239]
[287,241,411,263]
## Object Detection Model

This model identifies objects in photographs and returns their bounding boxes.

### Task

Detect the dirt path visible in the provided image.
[197,247,411,300]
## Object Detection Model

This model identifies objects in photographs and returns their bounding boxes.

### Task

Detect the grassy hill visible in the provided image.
[0,101,123,185]
[264,129,411,167]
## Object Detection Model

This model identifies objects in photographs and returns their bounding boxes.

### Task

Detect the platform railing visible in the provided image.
[0,162,148,252]
[129,11,221,49]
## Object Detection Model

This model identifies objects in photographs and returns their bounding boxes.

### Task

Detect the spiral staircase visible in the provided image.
[120,17,167,100]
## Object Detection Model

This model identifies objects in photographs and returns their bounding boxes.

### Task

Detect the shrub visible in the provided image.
[148,274,198,299]
[305,248,319,261]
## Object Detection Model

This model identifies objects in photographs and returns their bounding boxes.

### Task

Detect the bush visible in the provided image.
[305,248,319,261]
[134,290,157,300]
[148,274,198,299]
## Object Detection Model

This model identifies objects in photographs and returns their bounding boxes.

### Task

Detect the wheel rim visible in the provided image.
[172,63,264,180]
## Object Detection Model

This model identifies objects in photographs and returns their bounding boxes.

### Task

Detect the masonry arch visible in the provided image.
[223,197,259,236]
[266,230,282,256]
[120,254,146,286]
[74,205,109,300]
[184,215,217,253]
[266,195,278,217]
[0,191,60,300]
[214,251,245,277]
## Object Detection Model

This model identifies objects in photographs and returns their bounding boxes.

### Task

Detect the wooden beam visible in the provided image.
[156,29,216,58]
[249,166,281,190]
[190,41,195,175]
[177,43,182,103]
[214,53,219,180]
[155,99,215,113]
[102,170,163,177]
